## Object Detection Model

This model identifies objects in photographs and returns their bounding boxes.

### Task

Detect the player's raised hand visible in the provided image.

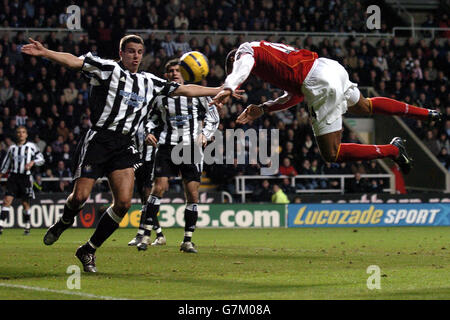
[236,104,264,124]
[210,89,232,109]
[21,38,47,57]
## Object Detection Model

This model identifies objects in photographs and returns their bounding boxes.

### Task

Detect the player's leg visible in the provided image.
[129,161,165,246]
[137,146,173,250]
[137,176,168,250]
[179,155,202,253]
[180,179,199,253]
[147,183,166,246]
[305,58,412,174]
[76,167,135,272]
[44,177,96,245]
[128,163,147,246]
[0,195,14,235]
[22,200,31,235]
[314,117,412,174]
[22,175,35,235]
[348,94,442,123]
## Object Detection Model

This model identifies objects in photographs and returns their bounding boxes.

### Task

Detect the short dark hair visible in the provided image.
[225,49,237,75]
[119,35,144,51]
[164,58,180,72]
[16,126,27,132]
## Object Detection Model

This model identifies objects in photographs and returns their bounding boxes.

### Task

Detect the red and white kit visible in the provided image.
[224,40,361,136]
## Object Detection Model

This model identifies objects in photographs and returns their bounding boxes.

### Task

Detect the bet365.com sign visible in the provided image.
[288,203,450,227]
[120,204,286,228]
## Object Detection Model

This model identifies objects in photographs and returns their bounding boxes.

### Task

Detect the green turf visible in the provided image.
[0,227,448,300]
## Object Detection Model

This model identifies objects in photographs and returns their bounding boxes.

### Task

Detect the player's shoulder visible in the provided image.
[25,141,39,149]
[82,52,117,66]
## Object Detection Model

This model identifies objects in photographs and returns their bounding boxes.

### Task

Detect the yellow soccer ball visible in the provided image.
[179,51,209,83]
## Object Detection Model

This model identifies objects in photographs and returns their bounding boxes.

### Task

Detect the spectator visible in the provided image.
[271,184,290,204]
[437,147,450,169]
[422,129,440,156]
[63,81,78,104]
[279,157,298,176]
[348,172,368,193]
[56,120,70,141]
[280,177,296,196]
[252,179,272,202]
[0,78,13,105]
[161,33,177,57]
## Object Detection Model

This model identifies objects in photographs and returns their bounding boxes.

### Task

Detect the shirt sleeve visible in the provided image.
[199,97,220,140]
[148,73,181,97]
[32,144,45,166]
[263,91,304,112]
[223,43,255,92]
[80,52,116,81]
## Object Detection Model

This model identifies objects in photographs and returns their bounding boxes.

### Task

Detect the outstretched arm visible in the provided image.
[210,53,255,108]
[21,38,83,70]
[262,91,304,112]
[171,84,222,97]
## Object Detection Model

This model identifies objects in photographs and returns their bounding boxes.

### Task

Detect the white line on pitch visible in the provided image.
[0,283,129,300]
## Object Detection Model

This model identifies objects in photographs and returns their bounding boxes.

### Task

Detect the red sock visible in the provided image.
[369,97,429,121]
[335,143,399,162]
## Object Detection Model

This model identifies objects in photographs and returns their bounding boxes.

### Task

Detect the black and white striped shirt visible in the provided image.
[145,95,219,146]
[0,142,45,175]
[80,52,180,136]
[134,121,158,162]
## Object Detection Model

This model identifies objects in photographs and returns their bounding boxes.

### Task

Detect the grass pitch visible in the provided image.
[0,227,448,300]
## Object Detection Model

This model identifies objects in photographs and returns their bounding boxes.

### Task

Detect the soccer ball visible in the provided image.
[179,51,209,83]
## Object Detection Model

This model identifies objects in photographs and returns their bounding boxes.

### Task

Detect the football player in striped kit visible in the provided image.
[0,126,45,235]
[21,35,225,272]
[138,59,220,253]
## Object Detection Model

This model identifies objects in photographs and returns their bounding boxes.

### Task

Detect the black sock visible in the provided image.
[137,205,150,237]
[183,203,198,243]
[143,195,160,235]
[89,207,120,248]
[62,203,81,224]
[23,210,31,229]
[82,241,97,254]
[153,225,164,238]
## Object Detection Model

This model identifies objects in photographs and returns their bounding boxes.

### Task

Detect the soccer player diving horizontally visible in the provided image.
[211,40,443,174]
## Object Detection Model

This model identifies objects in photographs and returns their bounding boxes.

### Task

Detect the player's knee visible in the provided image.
[152,183,167,197]
[186,193,198,204]
[70,192,89,207]
[114,199,131,214]
[320,148,338,163]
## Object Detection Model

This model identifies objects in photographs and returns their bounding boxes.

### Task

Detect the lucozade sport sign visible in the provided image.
[288,203,450,227]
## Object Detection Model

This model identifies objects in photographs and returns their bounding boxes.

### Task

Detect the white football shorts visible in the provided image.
[301,57,360,136]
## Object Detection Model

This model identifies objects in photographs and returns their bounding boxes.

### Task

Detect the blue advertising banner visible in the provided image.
[288,203,450,227]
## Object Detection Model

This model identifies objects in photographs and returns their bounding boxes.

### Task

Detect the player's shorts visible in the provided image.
[152,144,203,183]
[5,173,34,199]
[72,129,141,181]
[301,57,361,137]
[135,160,155,193]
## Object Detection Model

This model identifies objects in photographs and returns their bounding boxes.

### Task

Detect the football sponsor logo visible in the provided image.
[79,208,95,228]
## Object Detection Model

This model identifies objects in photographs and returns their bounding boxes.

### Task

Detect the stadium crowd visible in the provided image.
[0,1,449,200]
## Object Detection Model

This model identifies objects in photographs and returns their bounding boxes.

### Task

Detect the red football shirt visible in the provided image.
[251,41,318,96]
